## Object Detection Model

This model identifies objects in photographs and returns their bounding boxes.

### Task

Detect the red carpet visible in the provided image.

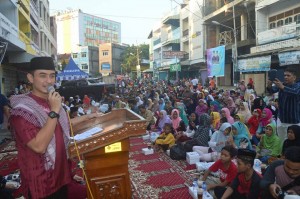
[129,137,195,199]
[0,140,86,199]
[0,138,197,199]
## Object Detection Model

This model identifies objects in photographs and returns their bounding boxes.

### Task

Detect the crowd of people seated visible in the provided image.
[100,72,299,199]
[1,67,299,198]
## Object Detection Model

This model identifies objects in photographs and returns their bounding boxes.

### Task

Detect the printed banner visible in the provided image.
[206,45,225,77]
[238,55,271,72]
[278,51,300,66]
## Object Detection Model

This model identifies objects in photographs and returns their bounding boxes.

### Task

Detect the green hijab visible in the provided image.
[262,123,282,157]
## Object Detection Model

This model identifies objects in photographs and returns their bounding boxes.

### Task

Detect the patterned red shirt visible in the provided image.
[10,93,72,199]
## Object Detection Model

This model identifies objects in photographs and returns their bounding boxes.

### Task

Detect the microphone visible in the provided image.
[47,85,55,93]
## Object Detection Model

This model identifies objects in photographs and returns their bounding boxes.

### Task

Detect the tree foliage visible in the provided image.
[121,44,149,73]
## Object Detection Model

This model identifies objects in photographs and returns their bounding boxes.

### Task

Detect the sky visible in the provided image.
[50,0,179,45]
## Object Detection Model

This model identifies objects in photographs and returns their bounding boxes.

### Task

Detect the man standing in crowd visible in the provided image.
[9,57,72,199]
[191,77,199,90]
[260,146,300,198]
[267,67,300,140]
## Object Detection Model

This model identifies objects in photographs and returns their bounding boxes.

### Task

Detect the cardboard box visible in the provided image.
[196,162,214,171]
[142,148,154,155]
[142,134,150,141]
[186,152,200,165]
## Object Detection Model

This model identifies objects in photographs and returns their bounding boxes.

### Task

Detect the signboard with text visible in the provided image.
[257,23,298,45]
[238,55,271,72]
[279,51,300,66]
[162,51,185,59]
[170,63,181,72]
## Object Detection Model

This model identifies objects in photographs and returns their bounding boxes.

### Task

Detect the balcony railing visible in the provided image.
[218,30,233,45]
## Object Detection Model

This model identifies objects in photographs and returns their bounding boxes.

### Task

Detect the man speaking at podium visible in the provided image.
[10,57,72,199]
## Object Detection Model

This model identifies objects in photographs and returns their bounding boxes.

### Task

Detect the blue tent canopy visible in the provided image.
[57,57,89,81]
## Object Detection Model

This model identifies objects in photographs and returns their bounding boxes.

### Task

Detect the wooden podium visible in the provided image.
[68,109,147,199]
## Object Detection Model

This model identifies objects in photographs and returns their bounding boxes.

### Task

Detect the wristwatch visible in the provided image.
[48,111,60,119]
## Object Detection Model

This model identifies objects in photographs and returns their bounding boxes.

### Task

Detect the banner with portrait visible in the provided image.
[206,45,225,77]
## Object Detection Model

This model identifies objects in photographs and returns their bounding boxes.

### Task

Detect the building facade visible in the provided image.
[99,43,126,76]
[55,9,121,54]
[0,0,56,95]
[148,0,208,84]
[70,46,99,77]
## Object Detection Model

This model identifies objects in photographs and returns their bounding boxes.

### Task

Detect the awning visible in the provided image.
[142,68,153,73]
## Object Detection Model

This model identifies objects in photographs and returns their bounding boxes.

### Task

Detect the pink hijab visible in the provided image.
[171,109,182,130]
[260,108,273,127]
[221,107,234,124]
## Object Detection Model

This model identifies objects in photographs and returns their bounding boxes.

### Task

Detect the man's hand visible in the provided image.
[273,78,284,90]
[48,90,62,113]
[269,183,281,198]
[267,80,273,88]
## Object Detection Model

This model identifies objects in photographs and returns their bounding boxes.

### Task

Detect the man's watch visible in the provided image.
[48,111,60,119]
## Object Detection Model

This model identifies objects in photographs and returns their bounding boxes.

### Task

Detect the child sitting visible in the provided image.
[201,146,238,197]
[215,149,262,199]
[155,123,176,151]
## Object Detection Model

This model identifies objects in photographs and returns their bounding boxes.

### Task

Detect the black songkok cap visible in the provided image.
[30,57,55,71]
[237,149,256,161]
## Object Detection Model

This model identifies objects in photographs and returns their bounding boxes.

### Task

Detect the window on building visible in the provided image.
[81,52,87,57]
[81,64,88,70]
[73,53,78,58]
[295,14,300,24]
[285,17,293,25]
[269,22,276,29]
[103,51,109,56]
[277,20,284,27]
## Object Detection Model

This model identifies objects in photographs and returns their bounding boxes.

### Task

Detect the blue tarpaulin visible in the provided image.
[57,57,89,81]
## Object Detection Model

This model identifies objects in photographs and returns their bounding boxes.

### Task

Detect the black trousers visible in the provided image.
[29,185,67,199]
[214,186,248,199]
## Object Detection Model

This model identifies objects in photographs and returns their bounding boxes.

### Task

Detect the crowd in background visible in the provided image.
[1,66,300,198]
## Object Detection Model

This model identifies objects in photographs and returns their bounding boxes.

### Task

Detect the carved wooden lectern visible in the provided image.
[69,109,146,199]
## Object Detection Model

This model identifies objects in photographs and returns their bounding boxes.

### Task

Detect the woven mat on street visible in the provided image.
[129,137,196,199]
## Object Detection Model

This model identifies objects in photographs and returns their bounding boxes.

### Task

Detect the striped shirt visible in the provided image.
[267,82,300,123]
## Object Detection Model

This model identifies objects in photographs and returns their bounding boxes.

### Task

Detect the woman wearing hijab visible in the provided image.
[222,91,236,115]
[183,113,199,138]
[157,110,172,131]
[210,111,221,130]
[170,109,186,134]
[251,97,265,112]
[147,99,154,110]
[229,121,252,150]
[252,108,276,145]
[151,99,160,113]
[175,102,189,126]
[184,113,212,152]
[221,107,234,124]
[248,94,256,111]
[195,99,208,118]
[248,109,262,137]
[193,122,232,162]
[282,125,300,156]
[236,102,252,123]
[257,123,281,163]
[158,98,165,111]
